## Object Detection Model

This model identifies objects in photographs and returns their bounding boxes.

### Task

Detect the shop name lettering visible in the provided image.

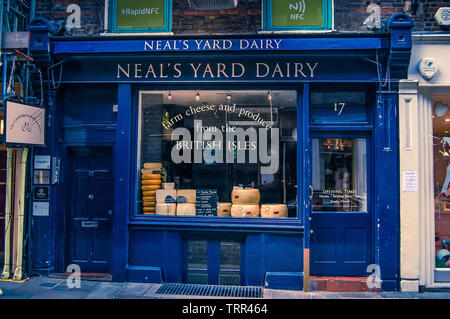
[144,39,282,51]
[116,62,319,79]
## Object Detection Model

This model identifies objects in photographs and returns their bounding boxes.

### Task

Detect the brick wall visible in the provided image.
[34,0,450,36]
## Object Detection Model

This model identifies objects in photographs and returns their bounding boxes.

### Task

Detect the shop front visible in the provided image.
[29,14,413,291]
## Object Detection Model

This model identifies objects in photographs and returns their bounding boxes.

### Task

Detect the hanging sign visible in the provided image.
[5,101,45,146]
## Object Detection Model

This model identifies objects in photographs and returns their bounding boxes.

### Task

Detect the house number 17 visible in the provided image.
[334,102,346,116]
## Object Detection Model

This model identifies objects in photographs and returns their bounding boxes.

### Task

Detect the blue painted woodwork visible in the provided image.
[52,37,388,54]
[27,14,413,290]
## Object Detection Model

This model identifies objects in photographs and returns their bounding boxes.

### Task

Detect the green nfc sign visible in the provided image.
[116,0,165,30]
[266,0,331,30]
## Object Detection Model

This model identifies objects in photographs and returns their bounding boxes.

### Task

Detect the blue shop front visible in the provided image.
[28,14,413,291]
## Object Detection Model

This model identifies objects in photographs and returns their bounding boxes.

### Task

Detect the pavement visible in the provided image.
[0,276,449,299]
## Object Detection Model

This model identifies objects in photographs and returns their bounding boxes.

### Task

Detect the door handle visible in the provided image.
[88,194,94,200]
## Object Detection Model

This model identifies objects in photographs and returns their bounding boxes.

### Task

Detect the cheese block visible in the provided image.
[142,179,162,185]
[231,188,260,205]
[231,204,260,217]
[176,189,196,203]
[156,203,177,215]
[141,169,159,174]
[260,204,288,218]
[176,203,196,216]
[142,190,157,196]
[217,202,232,217]
[144,163,163,170]
[156,189,177,204]
[162,182,175,189]
[142,185,161,191]
[142,196,156,201]
[142,173,161,180]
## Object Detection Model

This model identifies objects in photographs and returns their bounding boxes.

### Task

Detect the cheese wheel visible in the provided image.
[142,174,162,180]
[176,203,196,216]
[231,188,260,205]
[260,204,288,218]
[143,207,156,213]
[156,203,177,215]
[142,185,161,191]
[143,196,156,201]
[217,202,232,217]
[143,201,156,207]
[142,179,162,185]
[141,169,159,174]
[143,212,155,215]
[142,190,157,196]
[144,163,163,170]
[231,204,260,217]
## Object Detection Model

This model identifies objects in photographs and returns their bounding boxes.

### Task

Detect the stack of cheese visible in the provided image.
[176,189,196,216]
[230,187,260,217]
[155,184,177,215]
[141,163,163,215]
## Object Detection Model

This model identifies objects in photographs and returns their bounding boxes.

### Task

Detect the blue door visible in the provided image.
[309,137,372,276]
[68,147,113,273]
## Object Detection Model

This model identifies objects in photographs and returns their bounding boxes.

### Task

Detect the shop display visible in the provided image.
[156,203,177,215]
[141,163,163,214]
[177,189,197,203]
[260,204,288,218]
[176,203,196,216]
[231,187,260,205]
[156,189,177,203]
[217,202,232,217]
[231,204,260,217]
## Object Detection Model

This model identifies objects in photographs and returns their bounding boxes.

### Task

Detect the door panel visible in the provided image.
[310,138,371,276]
[68,147,113,273]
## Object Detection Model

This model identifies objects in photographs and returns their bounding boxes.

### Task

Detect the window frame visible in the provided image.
[262,0,333,32]
[133,87,302,222]
[109,0,172,33]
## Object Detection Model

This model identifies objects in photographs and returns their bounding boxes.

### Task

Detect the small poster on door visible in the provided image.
[32,201,49,216]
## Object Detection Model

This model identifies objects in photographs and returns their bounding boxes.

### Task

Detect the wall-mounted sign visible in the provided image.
[34,170,50,185]
[32,201,49,216]
[34,155,51,169]
[5,101,45,146]
[417,57,438,80]
[402,170,418,192]
[434,7,450,28]
[33,186,50,201]
[114,0,167,31]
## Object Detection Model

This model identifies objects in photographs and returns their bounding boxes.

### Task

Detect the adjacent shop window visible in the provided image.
[137,90,297,218]
[110,0,171,33]
[432,95,450,269]
[263,0,333,31]
[311,138,367,212]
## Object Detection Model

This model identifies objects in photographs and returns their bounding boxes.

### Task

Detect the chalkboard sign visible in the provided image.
[196,189,218,216]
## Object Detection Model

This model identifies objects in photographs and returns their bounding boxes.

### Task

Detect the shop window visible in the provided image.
[110,0,171,33]
[137,90,297,218]
[311,138,367,212]
[263,0,333,32]
[432,95,450,270]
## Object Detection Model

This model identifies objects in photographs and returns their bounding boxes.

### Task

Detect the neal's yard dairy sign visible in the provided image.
[116,61,319,80]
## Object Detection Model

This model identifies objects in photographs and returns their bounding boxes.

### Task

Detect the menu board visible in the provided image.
[196,189,218,216]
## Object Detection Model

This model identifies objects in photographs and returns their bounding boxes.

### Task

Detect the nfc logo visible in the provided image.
[289,0,306,13]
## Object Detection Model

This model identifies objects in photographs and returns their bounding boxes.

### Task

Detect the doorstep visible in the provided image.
[48,273,112,282]
[310,276,382,292]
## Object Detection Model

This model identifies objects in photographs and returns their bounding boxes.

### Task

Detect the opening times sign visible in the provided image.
[116,0,165,30]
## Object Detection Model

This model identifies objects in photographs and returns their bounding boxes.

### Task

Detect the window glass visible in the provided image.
[432,95,450,269]
[310,90,368,124]
[137,90,297,218]
[311,138,367,212]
